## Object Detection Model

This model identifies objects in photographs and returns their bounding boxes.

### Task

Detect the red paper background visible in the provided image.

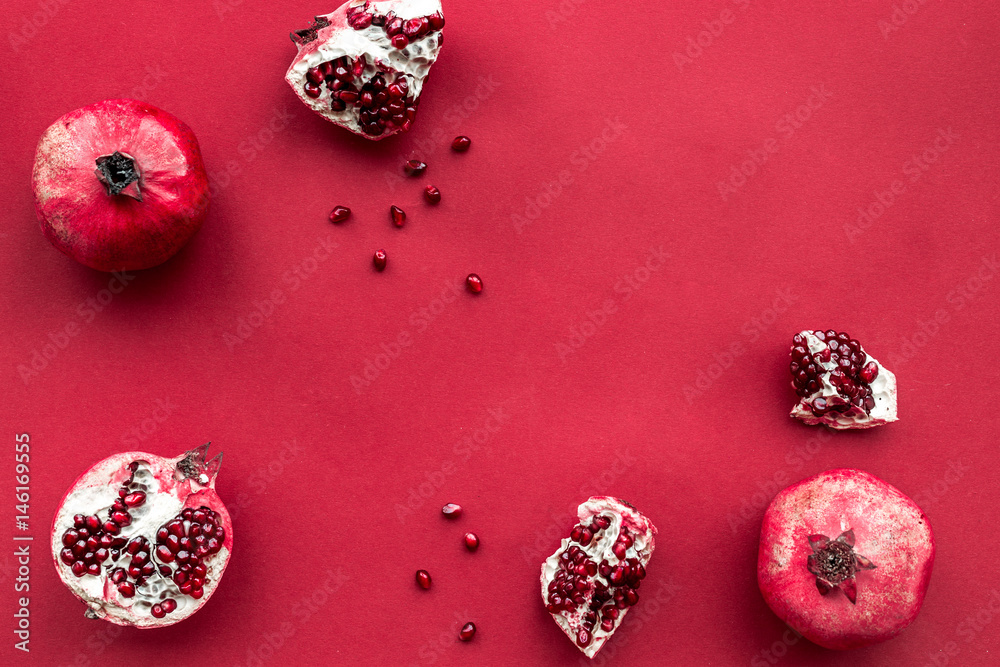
[2,1,998,665]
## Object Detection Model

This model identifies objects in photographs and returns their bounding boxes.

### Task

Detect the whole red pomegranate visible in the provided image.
[541,496,657,658]
[286,0,444,139]
[758,469,934,650]
[32,99,210,272]
[51,444,232,627]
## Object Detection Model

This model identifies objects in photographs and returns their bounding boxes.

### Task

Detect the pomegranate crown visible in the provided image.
[806,528,876,605]
[175,443,222,486]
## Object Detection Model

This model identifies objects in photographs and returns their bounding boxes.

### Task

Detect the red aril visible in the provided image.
[459,622,476,641]
[441,503,462,518]
[464,533,479,552]
[403,159,427,176]
[423,185,441,204]
[415,569,431,589]
[329,205,351,223]
[541,496,656,659]
[373,249,387,271]
[51,444,232,628]
[390,205,406,227]
[451,135,471,152]
[32,99,209,272]
[286,0,444,140]
[466,274,483,294]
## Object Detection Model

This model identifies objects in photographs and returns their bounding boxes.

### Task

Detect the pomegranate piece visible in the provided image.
[390,205,406,227]
[51,444,232,628]
[403,159,427,176]
[286,0,444,140]
[465,274,483,294]
[451,135,471,152]
[415,569,431,589]
[423,185,441,204]
[788,330,898,429]
[373,248,387,271]
[459,622,476,641]
[329,205,351,223]
[441,503,462,518]
[758,469,934,649]
[540,496,656,659]
[32,99,209,272]
[464,532,479,552]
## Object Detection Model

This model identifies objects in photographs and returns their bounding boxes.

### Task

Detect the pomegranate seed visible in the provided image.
[390,205,406,227]
[464,533,479,551]
[428,13,445,30]
[117,581,135,597]
[161,598,177,613]
[423,185,441,204]
[860,361,879,383]
[306,67,324,85]
[451,136,471,152]
[459,622,476,641]
[391,34,409,49]
[329,206,351,224]
[373,249,387,272]
[403,18,422,38]
[304,82,321,98]
[403,159,427,176]
[415,569,432,589]
[576,628,591,647]
[441,503,462,518]
[123,491,146,507]
[465,274,483,294]
[151,604,165,619]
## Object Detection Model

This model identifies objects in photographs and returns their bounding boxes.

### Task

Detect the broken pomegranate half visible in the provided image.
[758,469,934,650]
[789,329,898,429]
[51,444,232,628]
[286,0,444,139]
[540,496,656,659]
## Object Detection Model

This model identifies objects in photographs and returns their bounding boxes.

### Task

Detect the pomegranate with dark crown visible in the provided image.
[758,469,934,650]
[540,496,656,659]
[32,99,209,272]
[51,444,232,627]
[286,0,444,139]
[789,329,898,429]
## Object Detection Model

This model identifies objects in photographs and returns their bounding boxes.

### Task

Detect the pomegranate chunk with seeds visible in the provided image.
[286,0,444,140]
[788,329,898,429]
[540,496,656,659]
[51,444,232,628]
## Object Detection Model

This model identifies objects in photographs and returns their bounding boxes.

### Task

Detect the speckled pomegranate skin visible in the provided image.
[32,99,209,271]
[757,469,934,650]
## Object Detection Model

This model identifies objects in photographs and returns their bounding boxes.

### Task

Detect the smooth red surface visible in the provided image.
[1,1,998,665]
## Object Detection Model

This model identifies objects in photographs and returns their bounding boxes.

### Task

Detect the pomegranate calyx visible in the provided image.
[175,443,222,487]
[806,528,876,605]
[94,151,142,201]
[290,16,331,45]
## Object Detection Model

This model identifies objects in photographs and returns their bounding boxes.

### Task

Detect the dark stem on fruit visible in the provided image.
[95,152,142,201]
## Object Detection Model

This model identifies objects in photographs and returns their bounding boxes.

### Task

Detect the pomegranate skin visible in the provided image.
[32,99,210,271]
[757,469,934,650]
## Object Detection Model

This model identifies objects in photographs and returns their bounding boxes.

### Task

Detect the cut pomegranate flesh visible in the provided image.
[286,0,444,140]
[788,330,898,429]
[51,444,232,628]
[540,496,656,659]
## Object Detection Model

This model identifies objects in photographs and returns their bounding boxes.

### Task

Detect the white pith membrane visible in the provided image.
[51,445,231,628]
[540,497,657,659]
[789,330,898,430]
[285,0,443,140]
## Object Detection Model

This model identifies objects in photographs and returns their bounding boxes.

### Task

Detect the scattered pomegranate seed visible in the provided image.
[466,274,483,294]
[423,185,441,204]
[373,249,387,271]
[442,503,462,518]
[415,569,432,589]
[390,205,406,227]
[464,533,479,552]
[459,622,476,641]
[452,135,471,152]
[329,206,351,224]
[403,159,427,176]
